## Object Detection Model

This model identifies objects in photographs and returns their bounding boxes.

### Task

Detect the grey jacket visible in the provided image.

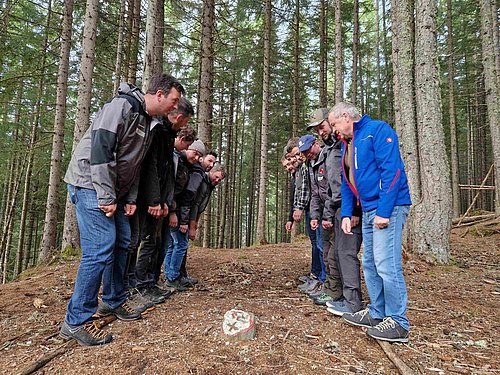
[64,83,154,205]
[309,147,331,221]
[323,136,343,221]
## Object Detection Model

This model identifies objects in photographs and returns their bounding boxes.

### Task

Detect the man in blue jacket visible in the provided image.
[328,102,412,343]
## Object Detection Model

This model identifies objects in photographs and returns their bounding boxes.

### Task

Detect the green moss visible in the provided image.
[60,245,81,259]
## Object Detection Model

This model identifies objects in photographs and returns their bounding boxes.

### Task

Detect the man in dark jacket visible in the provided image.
[305,109,363,315]
[164,140,206,290]
[132,98,194,305]
[61,74,184,346]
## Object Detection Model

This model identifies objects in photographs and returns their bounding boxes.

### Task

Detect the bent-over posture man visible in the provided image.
[61,74,184,346]
[329,102,412,343]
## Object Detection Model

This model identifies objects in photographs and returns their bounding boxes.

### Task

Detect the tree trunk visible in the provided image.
[479,0,500,214]
[319,0,327,107]
[154,0,164,72]
[256,0,271,245]
[113,0,126,94]
[126,0,141,84]
[446,0,460,217]
[375,0,381,118]
[292,0,300,136]
[413,0,452,263]
[39,0,72,264]
[197,0,215,144]
[334,0,343,102]
[60,0,100,257]
[142,0,159,90]
[351,0,359,105]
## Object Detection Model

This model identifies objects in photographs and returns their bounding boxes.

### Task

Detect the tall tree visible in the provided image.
[334,0,343,102]
[413,0,452,262]
[291,0,300,136]
[256,0,271,245]
[479,0,500,214]
[60,0,100,259]
[319,0,327,107]
[113,0,126,94]
[351,0,359,105]
[446,0,460,216]
[142,0,160,90]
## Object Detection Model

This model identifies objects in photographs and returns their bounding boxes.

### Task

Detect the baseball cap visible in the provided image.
[306,108,329,130]
[188,139,206,156]
[298,134,316,153]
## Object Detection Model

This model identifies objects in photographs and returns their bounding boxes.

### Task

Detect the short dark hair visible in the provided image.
[147,73,185,96]
[285,137,299,153]
[211,163,227,178]
[177,125,197,142]
[176,97,194,117]
[205,149,218,159]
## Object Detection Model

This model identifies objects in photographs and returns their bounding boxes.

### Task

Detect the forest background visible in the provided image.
[0,0,498,283]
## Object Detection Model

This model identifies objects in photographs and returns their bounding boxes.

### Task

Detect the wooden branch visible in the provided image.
[17,315,116,375]
[458,165,494,225]
[459,184,495,190]
[377,340,416,375]
[452,213,496,225]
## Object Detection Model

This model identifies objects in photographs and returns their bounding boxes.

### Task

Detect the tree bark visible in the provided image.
[292,0,300,136]
[113,0,126,94]
[60,0,100,257]
[197,0,215,144]
[39,0,72,264]
[479,0,500,214]
[334,0,343,103]
[351,0,359,105]
[256,0,271,245]
[319,0,327,107]
[126,0,141,84]
[446,0,460,217]
[413,0,452,263]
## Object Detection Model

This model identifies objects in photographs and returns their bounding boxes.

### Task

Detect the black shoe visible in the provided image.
[60,320,113,346]
[366,317,409,343]
[164,278,189,291]
[342,308,383,328]
[181,275,198,286]
[128,289,155,313]
[149,284,173,298]
[138,286,166,304]
[96,300,141,321]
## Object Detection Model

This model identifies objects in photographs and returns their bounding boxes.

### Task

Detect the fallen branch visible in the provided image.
[17,315,116,375]
[452,213,496,225]
[377,340,416,375]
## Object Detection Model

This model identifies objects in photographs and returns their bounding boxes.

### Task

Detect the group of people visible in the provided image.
[282,103,412,343]
[60,73,226,346]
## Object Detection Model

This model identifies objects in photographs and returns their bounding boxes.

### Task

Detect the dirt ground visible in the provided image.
[0,226,499,375]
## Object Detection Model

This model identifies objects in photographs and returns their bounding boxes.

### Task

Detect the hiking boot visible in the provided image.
[150,284,173,298]
[60,320,112,346]
[306,281,323,296]
[128,289,155,313]
[326,298,344,309]
[299,279,321,293]
[298,273,313,283]
[138,286,166,304]
[312,293,334,305]
[326,300,352,316]
[96,300,141,321]
[164,278,189,291]
[342,308,383,328]
[366,317,409,343]
[180,276,198,287]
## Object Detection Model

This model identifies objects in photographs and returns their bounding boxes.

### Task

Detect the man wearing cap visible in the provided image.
[306,108,363,315]
[164,139,206,290]
[329,102,412,343]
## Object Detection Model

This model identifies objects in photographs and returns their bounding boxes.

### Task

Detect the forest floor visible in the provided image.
[0,223,499,375]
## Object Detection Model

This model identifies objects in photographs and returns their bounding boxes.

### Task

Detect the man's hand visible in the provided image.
[322,220,333,230]
[169,212,178,228]
[293,209,303,222]
[374,215,389,229]
[188,227,197,240]
[310,219,319,231]
[148,204,162,219]
[124,203,136,217]
[285,221,293,232]
[161,203,169,217]
[99,204,117,218]
[341,217,352,235]
[351,216,360,228]
[179,224,188,234]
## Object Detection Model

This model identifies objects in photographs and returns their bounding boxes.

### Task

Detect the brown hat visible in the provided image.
[306,108,329,130]
[188,140,206,156]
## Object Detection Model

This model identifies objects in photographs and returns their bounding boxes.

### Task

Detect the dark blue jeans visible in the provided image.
[65,185,129,326]
[305,209,325,282]
[164,225,188,281]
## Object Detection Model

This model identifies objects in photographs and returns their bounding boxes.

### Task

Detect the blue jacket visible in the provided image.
[340,114,411,219]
